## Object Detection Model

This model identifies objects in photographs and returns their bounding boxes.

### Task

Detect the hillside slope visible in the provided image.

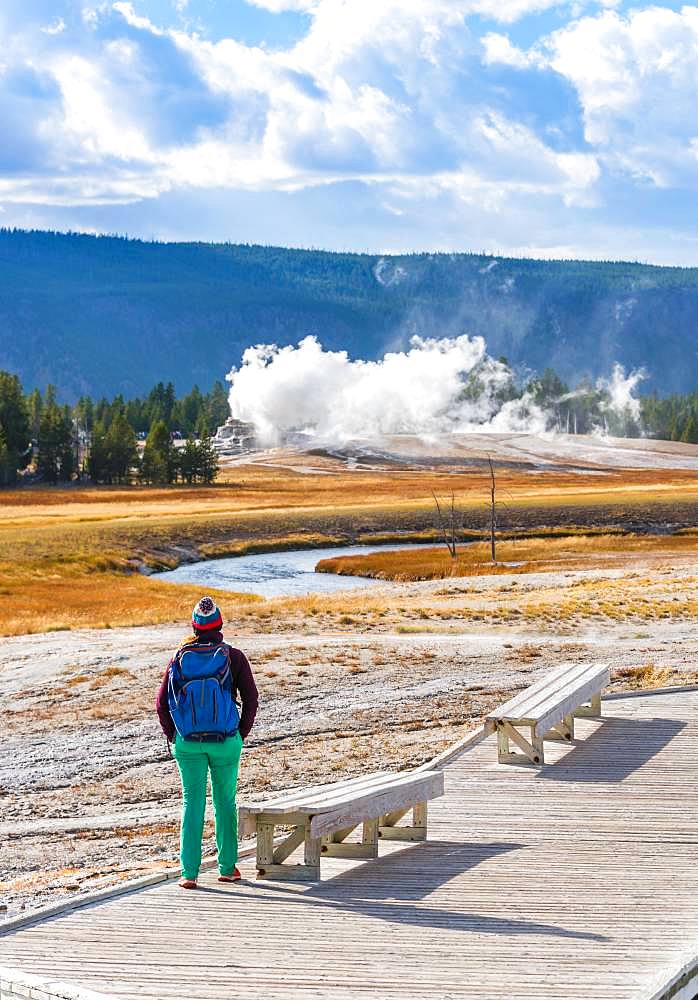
[1,229,697,399]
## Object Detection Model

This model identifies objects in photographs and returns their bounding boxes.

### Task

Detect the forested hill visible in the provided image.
[1,228,697,400]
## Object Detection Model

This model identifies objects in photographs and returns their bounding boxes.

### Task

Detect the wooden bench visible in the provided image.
[484,661,610,766]
[238,769,444,882]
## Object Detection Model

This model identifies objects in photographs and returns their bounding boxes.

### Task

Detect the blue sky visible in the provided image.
[1,0,697,263]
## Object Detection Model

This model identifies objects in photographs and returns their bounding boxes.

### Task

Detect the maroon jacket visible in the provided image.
[156,633,259,742]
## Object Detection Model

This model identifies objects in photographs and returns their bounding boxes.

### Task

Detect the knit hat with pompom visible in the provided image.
[192,596,223,631]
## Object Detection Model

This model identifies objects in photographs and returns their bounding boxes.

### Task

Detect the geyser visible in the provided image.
[225,334,547,446]
[225,335,646,447]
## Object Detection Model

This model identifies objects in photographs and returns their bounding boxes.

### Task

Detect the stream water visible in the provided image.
[158,543,432,598]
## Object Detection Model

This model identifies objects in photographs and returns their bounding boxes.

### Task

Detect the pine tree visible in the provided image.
[27,388,43,440]
[88,421,110,483]
[205,380,229,432]
[37,388,74,483]
[197,433,220,485]
[178,385,204,435]
[74,396,94,433]
[0,426,9,485]
[104,411,138,483]
[141,419,172,484]
[681,413,698,445]
[179,435,199,484]
[0,371,31,485]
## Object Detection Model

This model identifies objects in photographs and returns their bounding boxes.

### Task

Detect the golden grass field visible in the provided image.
[317,531,698,581]
[2,459,698,636]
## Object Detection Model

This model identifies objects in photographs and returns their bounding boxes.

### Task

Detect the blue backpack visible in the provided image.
[167,642,240,742]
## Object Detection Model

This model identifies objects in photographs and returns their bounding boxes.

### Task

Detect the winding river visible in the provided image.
[157,543,432,598]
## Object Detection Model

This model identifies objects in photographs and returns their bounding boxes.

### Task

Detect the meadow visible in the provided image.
[1,457,698,635]
[317,531,698,581]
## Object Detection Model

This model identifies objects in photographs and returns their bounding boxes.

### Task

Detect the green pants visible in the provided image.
[172,732,243,880]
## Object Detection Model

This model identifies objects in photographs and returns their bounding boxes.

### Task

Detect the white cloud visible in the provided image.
[2,0,695,260]
[481,31,533,68]
[41,17,66,35]
[0,0,606,211]
[245,0,316,9]
[543,6,698,186]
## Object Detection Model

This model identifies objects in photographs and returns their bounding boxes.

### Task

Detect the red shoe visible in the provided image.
[218,867,241,883]
[179,878,197,889]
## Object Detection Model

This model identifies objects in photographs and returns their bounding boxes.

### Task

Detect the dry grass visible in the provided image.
[612,663,698,690]
[316,533,698,582]
[0,573,260,637]
[614,663,675,689]
[2,463,698,636]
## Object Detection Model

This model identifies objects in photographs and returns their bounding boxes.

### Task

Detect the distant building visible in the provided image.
[213,418,258,455]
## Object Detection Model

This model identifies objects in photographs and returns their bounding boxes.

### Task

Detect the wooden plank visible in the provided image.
[496,725,510,761]
[239,810,310,838]
[486,662,603,722]
[253,863,320,882]
[255,822,275,870]
[2,688,698,1000]
[303,826,321,878]
[328,826,357,844]
[362,818,379,856]
[519,669,607,731]
[486,662,609,730]
[240,771,393,810]
[381,807,411,828]
[544,719,572,742]
[299,771,443,816]
[239,772,395,814]
[272,825,306,864]
[574,693,603,718]
[378,825,427,842]
[379,802,428,842]
[320,841,377,859]
[246,774,423,817]
[527,669,609,736]
[309,772,443,838]
[500,722,543,765]
[413,802,427,829]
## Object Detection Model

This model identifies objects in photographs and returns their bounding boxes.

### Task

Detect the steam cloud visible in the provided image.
[597,364,645,423]
[225,335,642,446]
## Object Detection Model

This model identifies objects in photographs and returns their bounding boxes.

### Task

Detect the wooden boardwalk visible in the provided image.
[2,688,698,1000]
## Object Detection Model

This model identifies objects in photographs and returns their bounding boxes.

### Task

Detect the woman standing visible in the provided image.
[156,596,259,889]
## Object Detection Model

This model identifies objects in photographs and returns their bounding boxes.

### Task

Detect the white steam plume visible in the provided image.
[226,334,548,445]
[596,364,646,422]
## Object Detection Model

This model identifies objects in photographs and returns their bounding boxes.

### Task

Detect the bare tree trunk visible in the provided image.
[432,491,457,559]
[488,457,497,563]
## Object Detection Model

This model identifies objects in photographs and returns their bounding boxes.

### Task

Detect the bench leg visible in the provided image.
[363,818,379,855]
[531,727,545,765]
[379,803,427,842]
[321,821,379,859]
[256,819,321,882]
[574,692,602,719]
[256,821,275,871]
[544,714,575,743]
[304,826,322,876]
[495,721,544,765]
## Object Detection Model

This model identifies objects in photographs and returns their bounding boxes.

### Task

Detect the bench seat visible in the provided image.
[484,661,610,765]
[238,769,444,881]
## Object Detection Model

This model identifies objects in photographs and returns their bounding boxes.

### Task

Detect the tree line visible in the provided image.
[0,374,227,486]
[526,368,698,442]
[2,364,697,488]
